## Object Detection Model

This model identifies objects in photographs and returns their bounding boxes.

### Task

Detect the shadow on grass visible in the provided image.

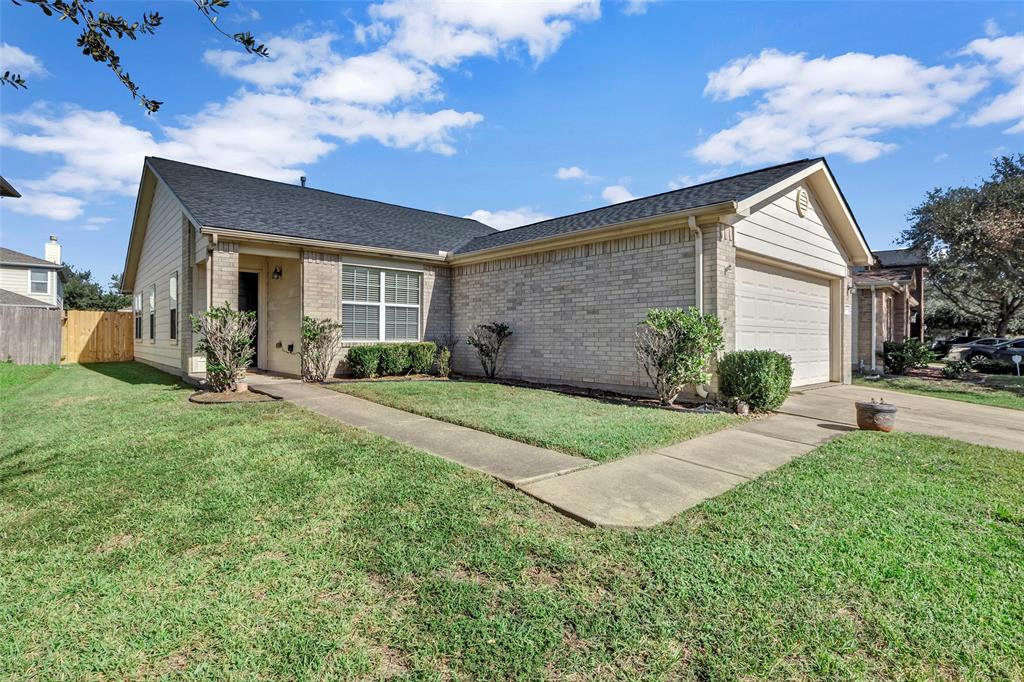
[77,361,184,387]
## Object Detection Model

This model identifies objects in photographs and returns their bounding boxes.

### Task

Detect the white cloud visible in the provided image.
[623,0,658,16]
[601,184,635,204]
[933,152,949,163]
[83,216,112,231]
[984,18,1001,38]
[668,169,726,190]
[555,165,595,181]
[362,0,601,67]
[5,4,597,221]
[0,43,47,78]
[5,191,83,220]
[960,33,1024,133]
[464,207,551,230]
[694,48,988,165]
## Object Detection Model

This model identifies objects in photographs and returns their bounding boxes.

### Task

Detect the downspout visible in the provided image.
[870,285,877,371]
[688,216,703,313]
[688,216,709,400]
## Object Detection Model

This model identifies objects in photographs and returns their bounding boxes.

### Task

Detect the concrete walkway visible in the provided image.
[248,374,1022,530]
[246,373,591,486]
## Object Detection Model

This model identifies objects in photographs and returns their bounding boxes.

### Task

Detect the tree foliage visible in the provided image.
[5,0,268,113]
[634,308,724,406]
[902,154,1024,336]
[62,264,131,311]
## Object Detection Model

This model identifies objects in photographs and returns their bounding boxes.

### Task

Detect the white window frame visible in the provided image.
[168,272,178,344]
[148,284,156,343]
[341,265,421,343]
[134,292,143,340]
[29,269,49,295]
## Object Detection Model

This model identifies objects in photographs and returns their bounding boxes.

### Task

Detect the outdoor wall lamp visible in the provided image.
[272,266,282,280]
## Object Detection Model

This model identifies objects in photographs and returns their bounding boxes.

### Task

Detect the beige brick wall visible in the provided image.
[209,241,239,309]
[841,275,853,383]
[301,251,340,320]
[450,226,701,394]
[422,265,451,341]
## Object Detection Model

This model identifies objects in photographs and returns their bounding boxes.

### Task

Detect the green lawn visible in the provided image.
[2,363,1023,680]
[854,373,1024,410]
[327,379,742,462]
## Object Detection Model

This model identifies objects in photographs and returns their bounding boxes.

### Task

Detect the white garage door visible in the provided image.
[735,258,832,387]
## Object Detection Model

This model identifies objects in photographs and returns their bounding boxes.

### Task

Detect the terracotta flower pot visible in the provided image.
[234,381,249,393]
[855,400,897,432]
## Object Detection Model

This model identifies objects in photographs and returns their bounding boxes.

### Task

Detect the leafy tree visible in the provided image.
[467,322,513,379]
[3,0,268,113]
[62,264,131,310]
[902,154,1024,336]
[191,303,256,392]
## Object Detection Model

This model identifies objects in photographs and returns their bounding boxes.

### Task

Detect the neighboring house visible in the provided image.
[0,238,66,365]
[851,247,928,372]
[0,238,66,308]
[120,157,872,393]
[0,176,21,198]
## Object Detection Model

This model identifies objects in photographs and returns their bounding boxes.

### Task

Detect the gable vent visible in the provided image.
[795,187,809,217]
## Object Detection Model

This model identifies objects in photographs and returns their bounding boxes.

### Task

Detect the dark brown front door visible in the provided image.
[238,272,259,367]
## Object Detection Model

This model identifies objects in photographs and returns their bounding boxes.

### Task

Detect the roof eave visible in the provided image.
[448,200,737,265]
[199,226,450,263]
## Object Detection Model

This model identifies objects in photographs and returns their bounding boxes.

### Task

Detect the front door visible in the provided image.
[238,272,259,367]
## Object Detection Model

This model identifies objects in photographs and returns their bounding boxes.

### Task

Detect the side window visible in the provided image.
[148,284,156,342]
[134,292,143,340]
[169,272,178,342]
[30,269,49,294]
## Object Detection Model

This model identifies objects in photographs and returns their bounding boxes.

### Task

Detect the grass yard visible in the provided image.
[854,373,1024,410]
[2,363,1023,680]
[327,379,742,462]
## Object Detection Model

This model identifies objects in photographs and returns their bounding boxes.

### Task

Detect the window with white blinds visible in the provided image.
[341,265,421,341]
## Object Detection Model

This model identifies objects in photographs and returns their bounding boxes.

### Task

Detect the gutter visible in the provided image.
[687,216,703,313]
[199,226,450,263]
[870,285,877,371]
[447,200,737,265]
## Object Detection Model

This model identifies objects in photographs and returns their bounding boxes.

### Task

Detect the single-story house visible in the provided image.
[851,247,928,371]
[120,156,872,394]
[1,238,65,309]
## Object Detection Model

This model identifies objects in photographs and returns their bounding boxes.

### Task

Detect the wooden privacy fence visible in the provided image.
[0,306,62,364]
[62,310,134,364]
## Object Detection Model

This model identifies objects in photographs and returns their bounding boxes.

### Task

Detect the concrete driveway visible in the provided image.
[781,383,1022,452]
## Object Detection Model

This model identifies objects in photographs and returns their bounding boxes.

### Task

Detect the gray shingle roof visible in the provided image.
[0,288,56,307]
[873,248,928,268]
[454,158,823,254]
[1,247,61,268]
[147,157,497,255]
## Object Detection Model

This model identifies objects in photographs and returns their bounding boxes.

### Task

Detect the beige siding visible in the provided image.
[267,256,302,374]
[0,265,58,306]
[733,183,848,277]
[132,180,184,371]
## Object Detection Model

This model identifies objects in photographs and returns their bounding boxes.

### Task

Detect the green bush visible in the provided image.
[634,307,724,405]
[408,342,437,374]
[941,359,969,379]
[437,347,452,378]
[347,345,382,378]
[717,350,793,412]
[379,345,411,375]
[883,339,935,375]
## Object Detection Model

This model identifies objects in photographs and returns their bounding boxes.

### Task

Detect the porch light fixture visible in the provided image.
[272,266,282,280]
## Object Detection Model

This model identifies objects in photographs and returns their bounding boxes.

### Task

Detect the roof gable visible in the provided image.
[1,247,61,268]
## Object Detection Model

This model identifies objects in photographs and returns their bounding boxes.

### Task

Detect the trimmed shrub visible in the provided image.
[347,345,382,378]
[941,359,969,379]
[300,316,343,383]
[408,342,437,374]
[883,339,934,375]
[437,347,452,378]
[379,344,411,375]
[718,350,793,412]
[190,303,257,392]
[634,307,724,405]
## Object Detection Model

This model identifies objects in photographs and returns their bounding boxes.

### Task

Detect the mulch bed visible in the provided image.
[189,389,278,404]
[324,374,448,384]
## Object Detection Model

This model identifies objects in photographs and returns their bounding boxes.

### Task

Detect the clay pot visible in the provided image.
[855,400,897,432]
[234,381,249,393]
[735,400,750,416]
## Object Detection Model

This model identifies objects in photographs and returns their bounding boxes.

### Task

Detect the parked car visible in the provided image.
[947,337,1012,366]
[989,338,1024,371]
[931,335,978,357]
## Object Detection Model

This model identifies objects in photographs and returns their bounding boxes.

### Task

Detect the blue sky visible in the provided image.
[1,1,1021,282]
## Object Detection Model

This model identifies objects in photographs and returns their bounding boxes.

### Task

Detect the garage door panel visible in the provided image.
[735,258,831,387]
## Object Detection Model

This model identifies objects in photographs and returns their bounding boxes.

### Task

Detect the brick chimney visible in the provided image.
[44,235,61,264]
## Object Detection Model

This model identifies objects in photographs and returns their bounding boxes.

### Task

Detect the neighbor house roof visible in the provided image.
[1,247,62,268]
[873,247,928,268]
[0,288,57,307]
[146,157,497,255]
[0,176,20,198]
[455,158,824,254]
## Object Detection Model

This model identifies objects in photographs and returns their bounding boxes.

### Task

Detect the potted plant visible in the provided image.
[855,398,897,432]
